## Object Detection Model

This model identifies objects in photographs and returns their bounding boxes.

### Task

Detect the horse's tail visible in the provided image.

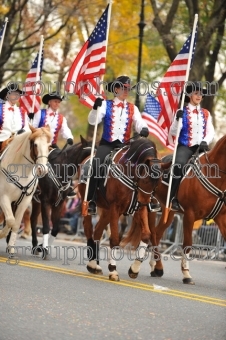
[0,226,11,239]
[120,211,141,249]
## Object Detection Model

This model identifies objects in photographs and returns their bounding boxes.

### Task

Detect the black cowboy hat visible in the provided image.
[107,75,135,93]
[184,81,208,103]
[42,92,64,105]
[0,83,23,100]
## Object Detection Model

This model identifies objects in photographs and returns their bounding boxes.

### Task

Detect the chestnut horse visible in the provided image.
[78,138,161,281]
[123,135,226,284]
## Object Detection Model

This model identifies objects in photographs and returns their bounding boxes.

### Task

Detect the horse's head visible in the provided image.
[29,124,52,177]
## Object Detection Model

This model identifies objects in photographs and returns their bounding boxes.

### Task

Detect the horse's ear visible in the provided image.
[45,124,51,131]
[80,135,88,146]
[29,124,36,133]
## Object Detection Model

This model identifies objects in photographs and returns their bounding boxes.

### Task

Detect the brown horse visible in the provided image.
[123,135,226,284]
[78,138,161,281]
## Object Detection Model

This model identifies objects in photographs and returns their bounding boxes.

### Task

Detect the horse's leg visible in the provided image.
[128,207,151,279]
[92,209,110,276]
[215,214,226,241]
[30,200,41,250]
[0,199,15,248]
[49,203,64,246]
[38,198,51,258]
[119,215,128,242]
[181,213,195,285]
[7,202,29,255]
[20,205,32,239]
[149,209,175,277]
[83,214,103,275]
[105,204,122,281]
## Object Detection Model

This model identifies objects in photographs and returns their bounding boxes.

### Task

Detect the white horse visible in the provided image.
[0,125,52,254]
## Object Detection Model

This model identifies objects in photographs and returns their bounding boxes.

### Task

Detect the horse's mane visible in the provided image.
[1,131,33,167]
[121,138,157,165]
[49,138,92,166]
[210,134,226,150]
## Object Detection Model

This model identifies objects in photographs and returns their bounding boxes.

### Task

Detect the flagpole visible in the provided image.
[0,17,9,57]
[82,2,113,216]
[163,14,198,223]
[31,35,44,114]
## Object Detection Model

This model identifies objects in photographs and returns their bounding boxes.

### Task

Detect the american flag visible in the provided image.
[156,29,197,145]
[65,5,109,108]
[19,49,44,113]
[142,94,174,150]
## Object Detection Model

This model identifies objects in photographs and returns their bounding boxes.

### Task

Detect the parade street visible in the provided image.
[0,236,225,340]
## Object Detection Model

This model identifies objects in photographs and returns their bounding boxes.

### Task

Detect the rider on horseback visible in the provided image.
[87,75,160,215]
[29,92,76,198]
[169,81,215,211]
[0,83,29,151]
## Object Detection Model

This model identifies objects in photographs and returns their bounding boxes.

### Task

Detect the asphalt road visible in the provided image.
[0,235,225,340]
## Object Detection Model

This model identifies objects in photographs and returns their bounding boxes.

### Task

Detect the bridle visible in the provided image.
[29,139,49,164]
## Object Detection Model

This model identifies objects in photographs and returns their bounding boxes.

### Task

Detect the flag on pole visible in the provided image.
[19,49,44,113]
[65,5,109,108]
[156,29,197,145]
[142,94,174,150]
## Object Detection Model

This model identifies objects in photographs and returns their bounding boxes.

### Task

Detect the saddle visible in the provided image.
[161,152,198,186]
[79,147,122,188]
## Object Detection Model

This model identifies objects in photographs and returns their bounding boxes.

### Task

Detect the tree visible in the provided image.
[0,0,82,84]
[149,0,226,126]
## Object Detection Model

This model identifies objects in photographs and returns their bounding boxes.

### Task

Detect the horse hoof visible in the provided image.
[150,268,164,277]
[183,278,195,285]
[32,244,44,253]
[128,266,138,279]
[109,274,120,281]
[6,247,15,255]
[86,265,103,275]
[32,245,48,259]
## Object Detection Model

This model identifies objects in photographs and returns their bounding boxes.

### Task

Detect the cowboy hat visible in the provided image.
[184,81,208,102]
[0,83,23,100]
[42,92,64,105]
[107,76,135,93]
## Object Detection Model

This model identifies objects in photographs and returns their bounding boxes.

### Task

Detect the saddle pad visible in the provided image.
[79,147,125,185]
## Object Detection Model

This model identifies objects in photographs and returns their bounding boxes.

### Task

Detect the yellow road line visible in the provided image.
[1,257,225,307]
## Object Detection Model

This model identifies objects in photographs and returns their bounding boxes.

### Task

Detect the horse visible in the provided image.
[0,125,51,254]
[30,136,92,257]
[0,204,32,239]
[123,135,226,284]
[78,138,162,281]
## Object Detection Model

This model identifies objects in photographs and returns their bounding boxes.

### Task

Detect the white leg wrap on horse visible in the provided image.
[8,231,17,247]
[149,251,156,272]
[43,234,49,249]
[88,259,102,271]
[131,259,142,273]
[8,231,17,253]
[88,259,97,269]
[137,241,148,259]
[48,234,55,246]
[109,252,116,267]
[181,256,192,279]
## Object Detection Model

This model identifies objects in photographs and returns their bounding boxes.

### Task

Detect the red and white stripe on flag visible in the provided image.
[19,50,44,113]
[157,29,197,137]
[65,5,109,108]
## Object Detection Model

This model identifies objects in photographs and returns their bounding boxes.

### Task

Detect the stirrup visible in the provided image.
[170,198,180,212]
[88,200,97,215]
[67,187,77,199]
